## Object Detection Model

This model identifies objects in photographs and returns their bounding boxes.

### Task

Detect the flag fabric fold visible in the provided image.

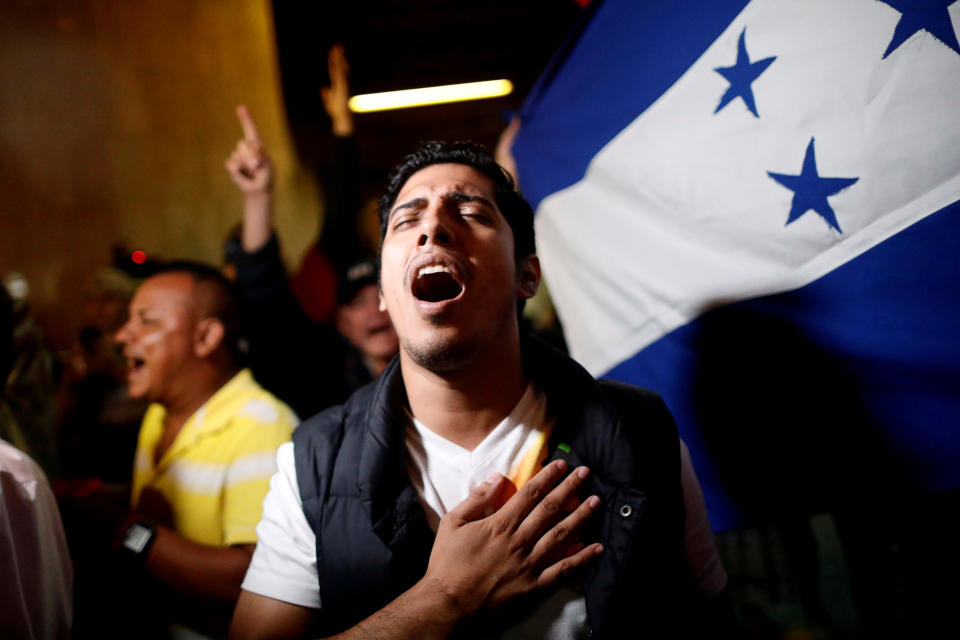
[513,0,960,530]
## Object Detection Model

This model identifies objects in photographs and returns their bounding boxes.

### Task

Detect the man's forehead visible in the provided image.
[133,273,194,310]
[395,163,496,204]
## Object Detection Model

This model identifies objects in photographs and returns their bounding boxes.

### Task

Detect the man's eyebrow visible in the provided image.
[450,192,495,208]
[390,197,427,217]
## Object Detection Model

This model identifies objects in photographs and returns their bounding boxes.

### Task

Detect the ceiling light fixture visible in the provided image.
[348,79,513,113]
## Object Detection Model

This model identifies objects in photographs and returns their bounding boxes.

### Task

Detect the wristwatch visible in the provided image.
[121,521,157,560]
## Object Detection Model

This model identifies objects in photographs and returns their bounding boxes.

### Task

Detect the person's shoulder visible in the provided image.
[528,336,673,427]
[294,403,346,440]
[555,376,679,485]
[217,390,297,452]
[142,402,165,425]
[596,379,672,419]
[0,438,46,489]
[293,378,378,442]
[233,371,299,424]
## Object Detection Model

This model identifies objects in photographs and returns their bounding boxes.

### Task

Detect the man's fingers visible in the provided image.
[537,542,604,589]
[529,494,601,566]
[447,473,504,523]
[233,140,263,173]
[564,541,586,556]
[236,104,260,142]
[225,156,241,177]
[561,494,580,512]
[491,460,569,532]
[225,155,250,182]
[513,465,590,544]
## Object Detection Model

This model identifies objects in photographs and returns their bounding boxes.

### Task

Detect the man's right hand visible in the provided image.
[225,105,272,196]
[423,459,604,618]
[230,460,603,640]
[225,105,274,252]
[321,44,354,137]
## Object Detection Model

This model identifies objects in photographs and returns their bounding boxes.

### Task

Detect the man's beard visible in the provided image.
[400,332,480,373]
[400,296,516,373]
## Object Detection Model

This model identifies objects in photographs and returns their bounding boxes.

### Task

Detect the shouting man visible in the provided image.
[231,142,728,639]
[64,262,298,637]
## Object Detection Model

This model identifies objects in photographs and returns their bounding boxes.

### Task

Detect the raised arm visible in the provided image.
[225,105,274,253]
[229,459,603,640]
[317,44,363,268]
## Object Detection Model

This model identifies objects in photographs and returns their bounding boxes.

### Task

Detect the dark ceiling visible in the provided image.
[270,0,582,189]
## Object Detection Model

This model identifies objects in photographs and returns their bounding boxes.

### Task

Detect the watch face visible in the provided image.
[123,523,154,554]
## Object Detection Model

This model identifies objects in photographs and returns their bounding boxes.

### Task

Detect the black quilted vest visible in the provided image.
[293,337,696,637]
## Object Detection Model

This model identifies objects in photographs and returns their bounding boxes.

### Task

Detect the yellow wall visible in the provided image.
[0,0,320,347]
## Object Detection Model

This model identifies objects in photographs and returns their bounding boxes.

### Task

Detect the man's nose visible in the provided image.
[114,321,131,345]
[418,209,456,248]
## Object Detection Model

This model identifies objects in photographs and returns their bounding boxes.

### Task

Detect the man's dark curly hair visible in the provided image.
[378,141,536,265]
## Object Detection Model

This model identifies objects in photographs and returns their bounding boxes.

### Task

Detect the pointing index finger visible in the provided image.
[236,104,260,142]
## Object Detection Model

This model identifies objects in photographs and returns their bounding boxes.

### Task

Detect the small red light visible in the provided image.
[131,250,146,264]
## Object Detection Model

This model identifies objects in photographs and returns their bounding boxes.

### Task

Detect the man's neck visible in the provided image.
[160,366,240,441]
[400,335,527,452]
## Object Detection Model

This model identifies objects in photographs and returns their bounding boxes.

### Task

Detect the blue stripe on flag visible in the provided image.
[603,200,960,531]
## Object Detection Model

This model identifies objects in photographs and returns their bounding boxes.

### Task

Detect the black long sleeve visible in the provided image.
[233,235,350,419]
[319,135,363,272]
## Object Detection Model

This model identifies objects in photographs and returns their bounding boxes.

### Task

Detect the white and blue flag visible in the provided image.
[513,0,960,530]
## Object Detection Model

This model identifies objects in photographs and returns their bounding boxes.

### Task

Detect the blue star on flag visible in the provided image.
[879,0,960,58]
[714,28,776,117]
[767,138,859,233]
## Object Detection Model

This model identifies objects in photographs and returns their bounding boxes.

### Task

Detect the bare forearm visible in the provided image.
[242,191,273,252]
[230,578,461,640]
[145,526,253,603]
[327,578,460,640]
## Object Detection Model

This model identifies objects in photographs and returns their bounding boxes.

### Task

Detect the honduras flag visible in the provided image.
[512,0,960,531]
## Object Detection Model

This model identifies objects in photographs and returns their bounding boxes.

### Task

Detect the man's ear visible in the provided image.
[517,255,541,300]
[194,317,225,358]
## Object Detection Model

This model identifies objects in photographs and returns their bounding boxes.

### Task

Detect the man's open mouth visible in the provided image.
[412,264,463,303]
[127,356,146,373]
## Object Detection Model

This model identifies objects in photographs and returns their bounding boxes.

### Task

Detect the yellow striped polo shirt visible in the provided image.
[130,369,297,546]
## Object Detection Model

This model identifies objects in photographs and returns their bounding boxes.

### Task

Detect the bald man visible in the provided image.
[63,262,297,637]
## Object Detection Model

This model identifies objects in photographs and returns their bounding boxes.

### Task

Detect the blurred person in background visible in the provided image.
[1,272,60,481]
[59,262,297,638]
[1,281,73,640]
[57,267,147,484]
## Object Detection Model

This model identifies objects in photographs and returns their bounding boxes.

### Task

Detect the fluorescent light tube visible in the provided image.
[349,79,513,113]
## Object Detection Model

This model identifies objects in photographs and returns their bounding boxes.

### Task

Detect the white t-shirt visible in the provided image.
[405,383,554,532]
[242,384,726,633]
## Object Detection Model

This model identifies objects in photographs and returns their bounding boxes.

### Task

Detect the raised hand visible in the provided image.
[225,105,273,195]
[423,459,603,617]
[321,43,354,137]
